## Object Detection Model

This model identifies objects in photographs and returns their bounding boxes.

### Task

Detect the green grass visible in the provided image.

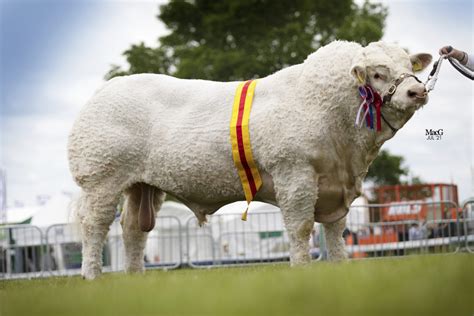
[1,254,473,316]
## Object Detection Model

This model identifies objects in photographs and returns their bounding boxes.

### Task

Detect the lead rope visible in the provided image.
[425,56,445,92]
[426,47,474,92]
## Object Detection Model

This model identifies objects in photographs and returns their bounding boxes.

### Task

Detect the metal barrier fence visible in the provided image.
[344,200,465,258]
[0,225,45,279]
[44,223,83,277]
[1,200,473,279]
[462,199,474,253]
[0,216,183,279]
[143,216,183,270]
[105,216,183,272]
[185,211,322,268]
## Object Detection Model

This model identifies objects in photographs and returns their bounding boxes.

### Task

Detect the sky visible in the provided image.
[0,0,473,207]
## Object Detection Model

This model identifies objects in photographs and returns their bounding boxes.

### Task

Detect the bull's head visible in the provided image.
[350,42,432,113]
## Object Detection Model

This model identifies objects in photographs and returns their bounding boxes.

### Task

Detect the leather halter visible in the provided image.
[380,112,398,133]
[382,73,422,104]
[379,73,422,133]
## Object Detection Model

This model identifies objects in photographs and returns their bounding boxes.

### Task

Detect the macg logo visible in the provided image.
[425,129,443,140]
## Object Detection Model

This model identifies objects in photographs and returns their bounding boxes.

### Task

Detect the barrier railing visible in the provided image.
[0,225,45,279]
[144,216,183,270]
[185,217,215,268]
[42,216,183,276]
[44,223,83,276]
[185,210,322,268]
[1,200,472,279]
[461,199,474,253]
[344,200,464,258]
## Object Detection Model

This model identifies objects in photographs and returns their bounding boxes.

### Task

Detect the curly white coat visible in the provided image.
[68,40,431,279]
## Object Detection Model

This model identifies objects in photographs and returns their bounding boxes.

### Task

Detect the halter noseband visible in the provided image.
[382,73,422,104]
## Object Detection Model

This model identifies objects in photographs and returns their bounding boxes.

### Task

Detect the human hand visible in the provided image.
[439,45,466,63]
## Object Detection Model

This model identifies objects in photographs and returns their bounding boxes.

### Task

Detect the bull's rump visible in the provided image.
[68,74,246,197]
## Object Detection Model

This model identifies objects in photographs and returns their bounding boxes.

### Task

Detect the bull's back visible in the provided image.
[142,75,243,195]
[68,74,239,189]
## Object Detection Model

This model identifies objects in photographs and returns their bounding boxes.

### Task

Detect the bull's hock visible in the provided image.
[68,40,432,279]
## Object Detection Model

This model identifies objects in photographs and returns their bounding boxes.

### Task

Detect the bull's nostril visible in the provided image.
[407,90,417,98]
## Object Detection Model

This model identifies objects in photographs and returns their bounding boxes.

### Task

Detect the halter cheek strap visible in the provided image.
[382,73,422,104]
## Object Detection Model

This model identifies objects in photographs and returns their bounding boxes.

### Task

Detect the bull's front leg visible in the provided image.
[323,216,348,261]
[272,164,317,265]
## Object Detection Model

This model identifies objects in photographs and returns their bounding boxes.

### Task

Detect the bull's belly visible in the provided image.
[148,156,352,223]
[144,150,277,215]
[156,169,243,204]
[143,127,355,223]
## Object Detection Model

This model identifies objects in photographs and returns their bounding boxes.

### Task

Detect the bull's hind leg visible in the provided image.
[78,191,119,280]
[121,183,165,273]
[323,216,348,261]
[273,165,318,265]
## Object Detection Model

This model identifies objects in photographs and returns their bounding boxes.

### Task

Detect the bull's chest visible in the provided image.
[313,174,359,223]
[259,169,359,223]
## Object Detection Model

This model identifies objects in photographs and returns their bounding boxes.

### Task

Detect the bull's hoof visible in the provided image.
[327,250,348,262]
[81,265,101,280]
[125,265,145,274]
[290,253,311,266]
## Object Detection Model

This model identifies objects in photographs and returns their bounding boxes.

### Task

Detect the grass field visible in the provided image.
[1,254,473,316]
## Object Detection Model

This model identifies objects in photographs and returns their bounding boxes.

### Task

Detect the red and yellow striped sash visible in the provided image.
[230,80,262,221]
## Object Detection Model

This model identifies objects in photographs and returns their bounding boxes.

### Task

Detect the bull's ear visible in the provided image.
[351,65,366,84]
[410,53,432,72]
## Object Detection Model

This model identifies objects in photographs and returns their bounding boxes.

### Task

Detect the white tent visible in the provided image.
[145,201,290,264]
[30,193,74,227]
[210,202,285,262]
[145,201,194,265]
[4,206,39,225]
[3,193,73,227]
[1,193,74,248]
[346,195,370,232]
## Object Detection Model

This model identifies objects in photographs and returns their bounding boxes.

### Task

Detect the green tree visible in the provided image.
[408,175,423,185]
[106,0,387,81]
[366,150,409,185]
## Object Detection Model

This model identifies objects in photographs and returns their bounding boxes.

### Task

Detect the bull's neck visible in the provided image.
[288,71,414,179]
[261,63,413,157]
[345,90,416,176]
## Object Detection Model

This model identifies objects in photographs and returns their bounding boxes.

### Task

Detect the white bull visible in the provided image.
[68,40,432,279]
